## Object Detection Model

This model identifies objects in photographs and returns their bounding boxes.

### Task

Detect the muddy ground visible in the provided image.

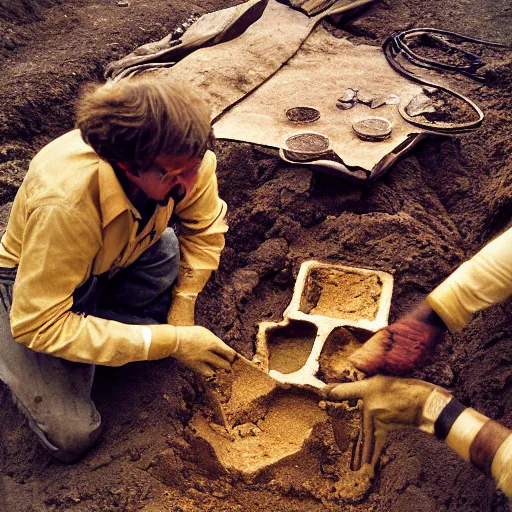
[0,0,511,511]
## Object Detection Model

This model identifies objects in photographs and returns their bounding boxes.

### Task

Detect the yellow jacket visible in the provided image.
[0,130,227,366]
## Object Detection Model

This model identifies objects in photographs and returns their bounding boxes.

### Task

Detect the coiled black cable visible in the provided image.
[383,28,509,133]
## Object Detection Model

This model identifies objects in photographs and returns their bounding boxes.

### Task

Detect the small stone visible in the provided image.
[171,27,184,40]
[235,423,262,438]
[405,92,436,117]
[336,100,355,110]
[3,38,16,51]
[339,88,357,103]
[356,90,375,105]
[336,88,357,110]
[370,94,400,109]
[385,94,400,105]
[116,0,130,6]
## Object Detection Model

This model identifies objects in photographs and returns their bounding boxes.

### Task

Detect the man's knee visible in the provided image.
[45,413,103,463]
[154,228,180,272]
[145,227,180,286]
[159,227,179,255]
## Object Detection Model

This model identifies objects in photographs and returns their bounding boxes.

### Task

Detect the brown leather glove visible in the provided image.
[349,301,447,376]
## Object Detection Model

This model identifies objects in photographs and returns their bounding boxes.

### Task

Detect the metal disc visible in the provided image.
[285,132,330,154]
[285,107,321,124]
[352,117,392,141]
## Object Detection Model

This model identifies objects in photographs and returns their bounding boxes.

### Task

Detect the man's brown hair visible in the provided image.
[76,76,212,173]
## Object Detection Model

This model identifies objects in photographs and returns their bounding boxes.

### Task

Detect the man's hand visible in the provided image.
[167,292,196,326]
[323,375,437,476]
[349,301,446,376]
[174,325,236,377]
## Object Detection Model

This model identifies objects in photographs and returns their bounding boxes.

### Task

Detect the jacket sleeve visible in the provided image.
[10,204,170,366]
[427,227,512,332]
[421,389,512,499]
[173,151,228,275]
[492,435,512,499]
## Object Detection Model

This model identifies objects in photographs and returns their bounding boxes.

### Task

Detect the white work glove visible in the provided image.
[322,375,440,477]
[148,324,236,377]
[174,325,236,377]
[167,292,197,326]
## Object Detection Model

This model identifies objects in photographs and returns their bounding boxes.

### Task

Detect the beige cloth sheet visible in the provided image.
[155,0,319,120]
[213,25,427,172]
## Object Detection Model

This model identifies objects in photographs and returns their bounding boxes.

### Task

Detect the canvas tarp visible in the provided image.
[213,25,428,181]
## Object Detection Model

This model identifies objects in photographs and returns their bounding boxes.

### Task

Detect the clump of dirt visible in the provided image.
[205,356,278,428]
[300,268,382,321]
[318,327,362,382]
[0,0,62,23]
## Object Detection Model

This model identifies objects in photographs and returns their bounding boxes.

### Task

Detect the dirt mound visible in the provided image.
[0,0,511,511]
[0,0,62,24]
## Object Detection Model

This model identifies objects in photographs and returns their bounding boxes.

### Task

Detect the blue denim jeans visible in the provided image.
[0,228,179,462]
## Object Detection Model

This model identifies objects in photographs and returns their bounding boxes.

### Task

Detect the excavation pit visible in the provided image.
[266,320,317,374]
[188,261,393,481]
[318,327,365,382]
[299,267,383,322]
[186,356,362,485]
[189,388,332,480]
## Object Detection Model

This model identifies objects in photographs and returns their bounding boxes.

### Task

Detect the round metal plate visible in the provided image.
[285,106,321,124]
[352,117,392,141]
[285,132,330,154]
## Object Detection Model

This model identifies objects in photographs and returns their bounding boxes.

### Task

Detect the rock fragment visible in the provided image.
[405,92,437,117]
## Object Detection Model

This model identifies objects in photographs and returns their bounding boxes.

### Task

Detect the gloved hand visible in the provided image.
[148,324,236,377]
[322,375,443,477]
[167,292,196,326]
[174,325,236,377]
[349,301,447,376]
[167,267,213,326]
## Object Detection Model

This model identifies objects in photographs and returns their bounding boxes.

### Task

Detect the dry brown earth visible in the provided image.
[0,0,511,511]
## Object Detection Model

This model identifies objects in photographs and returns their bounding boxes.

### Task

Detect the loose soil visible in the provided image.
[318,327,363,382]
[0,0,511,511]
[189,389,330,479]
[267,321,317,373]
[300,268,382,321]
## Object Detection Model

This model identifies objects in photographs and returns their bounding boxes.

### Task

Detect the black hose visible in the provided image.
[383,28,509,133]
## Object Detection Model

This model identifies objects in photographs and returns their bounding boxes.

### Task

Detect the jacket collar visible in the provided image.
[98,158,142,228]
